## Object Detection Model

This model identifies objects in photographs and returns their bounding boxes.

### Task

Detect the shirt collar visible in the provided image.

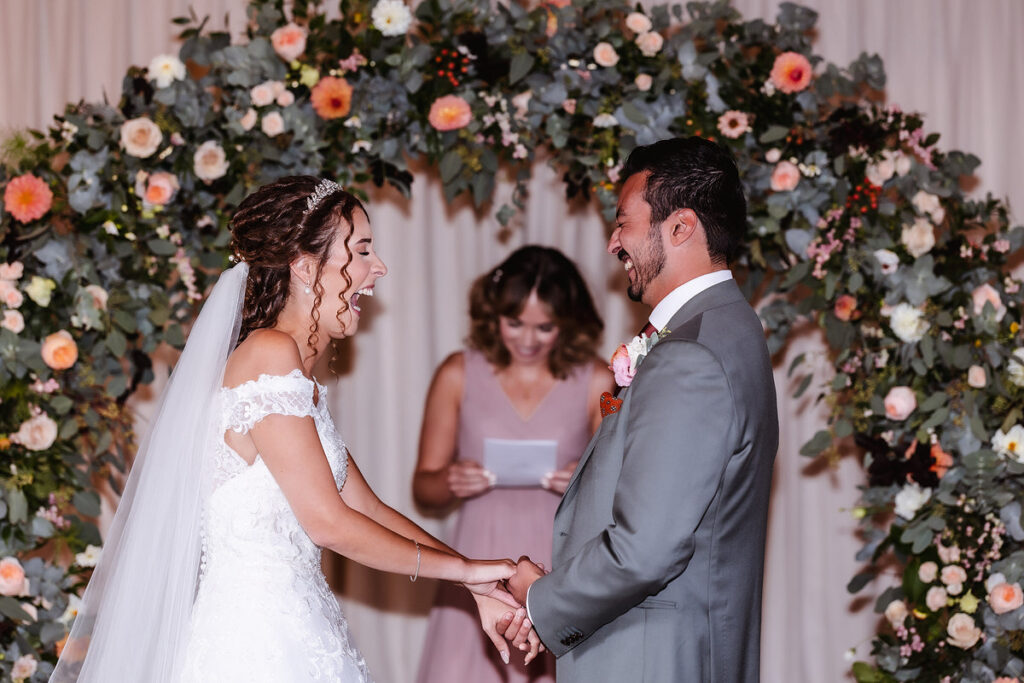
[648,270,733,332]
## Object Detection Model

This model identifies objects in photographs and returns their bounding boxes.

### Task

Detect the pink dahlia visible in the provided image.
[4,174,53,223]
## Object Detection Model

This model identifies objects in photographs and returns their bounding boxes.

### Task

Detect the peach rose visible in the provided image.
[593,42,620,68]
[941,564,968,587]
[636,32,664,57]
[769,51,813,94]
[428,95,472,131]
[10,654,37,680]
[884,386,916,421]
[250,81,276,107]
[11,412,58,451]
[0,557,28,596]
[967,365,987,388]
[770,161,800,192]
[634,73,653,92]
[42,329,78,370]
[120,116,162,158]
[946,612,981,649]
[240,108,258,131]
[140,171,179,207]
[0,279,24,308]
[261,111,285,137]
[270,22,307,62]
[0,261,23,280]
[900,217,935,259]
[926,585,948,611]
[2,309,25,333]
[625,12,652,33]
[930,443,953,479]
[884,599,908,628]
[972,283,1006,322]
[919,561,938,583]
[276,89,295,107]
[989,582,1024,614]
[193,141,229,182]
[833,294,857,322]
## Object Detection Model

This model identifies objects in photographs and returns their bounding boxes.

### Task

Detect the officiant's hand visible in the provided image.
[541,459,578,494]
[507,556,545,606]
[447,460,495,498]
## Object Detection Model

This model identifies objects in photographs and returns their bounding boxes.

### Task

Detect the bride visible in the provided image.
[51,176,538,682]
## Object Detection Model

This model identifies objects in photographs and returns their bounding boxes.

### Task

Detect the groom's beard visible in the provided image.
[621,235,666,303]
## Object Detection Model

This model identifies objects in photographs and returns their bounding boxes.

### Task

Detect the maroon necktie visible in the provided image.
[639,321,657,338]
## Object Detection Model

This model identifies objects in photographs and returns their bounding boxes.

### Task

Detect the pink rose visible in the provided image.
[261,111,285,137]
[276,89,295,107]
[624,12,652,33]
[609,345,635,387]
[941,564,968,587]
[250,81,276,107]
[271,23,307,62]
[2,310,24,333]
[11,412,58,451]
[84,284,108,311]
[946,612,981,649]
[138,171,179,207]
[10,654,37,680]
[833,294,857,322]
[120,116,162,158]
[883,386,916,421]
[0,261,23,280]
[967,365,987,388]
[562,99,577,114]
[926,585,948,611]
[919,561,938,583]
[635,32,664,58]
[193,141,229,183]
[989,582,1024,614]
[937,543,961,564]
[0,279,23,309]
[770,161,800,192]
[240,108,258,131]
[972,283,1006,322]
[0,557,28,596]
[634,73,653,92]
[883,599,908,628]
[593,42,619,68]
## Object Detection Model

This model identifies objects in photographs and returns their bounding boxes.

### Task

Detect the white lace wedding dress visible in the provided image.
[177,370,372,682]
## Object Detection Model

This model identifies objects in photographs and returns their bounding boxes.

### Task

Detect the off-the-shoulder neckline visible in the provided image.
[220,367,327,394]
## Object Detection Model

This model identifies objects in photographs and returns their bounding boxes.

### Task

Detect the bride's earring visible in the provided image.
[304,281,311,295]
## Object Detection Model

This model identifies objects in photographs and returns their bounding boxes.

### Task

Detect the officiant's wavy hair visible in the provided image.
[469,246,603,378]
[622,136,747,265]
[230,175,366,348]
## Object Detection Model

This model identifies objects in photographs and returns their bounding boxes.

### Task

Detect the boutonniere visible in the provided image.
[608,328,669,388]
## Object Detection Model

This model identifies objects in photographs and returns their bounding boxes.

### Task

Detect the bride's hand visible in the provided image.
[462,559,517,605]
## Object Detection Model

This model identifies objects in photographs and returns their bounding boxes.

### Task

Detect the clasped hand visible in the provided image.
[465,556,548,664]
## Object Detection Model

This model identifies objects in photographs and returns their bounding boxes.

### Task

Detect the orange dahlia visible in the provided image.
[769,51,813,94]
[428,95,472,131]
[310,76,353,119]
[3,173,53,223]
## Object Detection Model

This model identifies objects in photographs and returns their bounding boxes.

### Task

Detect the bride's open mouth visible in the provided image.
[351,287,373,313]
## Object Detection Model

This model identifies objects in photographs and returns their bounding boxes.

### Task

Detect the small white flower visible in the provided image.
[352,140,372,154]
[344,116,363,129]
[372,0,413,37]
[75,544,102,567]
[1008,348,1024,387]
[886,302,930,343]
[147,54,186,89]
[593,113,618,128]
[992,424,1024,463]
[893,482,931,520]
[60,594,82,625]
[873,248,900,275]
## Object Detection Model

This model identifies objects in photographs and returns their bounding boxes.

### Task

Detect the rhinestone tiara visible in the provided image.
[304,178,341,215]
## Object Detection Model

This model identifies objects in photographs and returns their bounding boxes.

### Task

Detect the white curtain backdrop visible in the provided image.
[2,1,1021,681]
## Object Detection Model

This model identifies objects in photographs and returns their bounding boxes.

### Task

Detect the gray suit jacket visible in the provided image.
[528,279,779,682]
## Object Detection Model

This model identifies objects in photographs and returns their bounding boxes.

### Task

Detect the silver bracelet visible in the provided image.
[410,540,421,582]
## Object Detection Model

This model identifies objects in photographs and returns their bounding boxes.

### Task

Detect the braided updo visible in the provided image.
[230,175,367,349]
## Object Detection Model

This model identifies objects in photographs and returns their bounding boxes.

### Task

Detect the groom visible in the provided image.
[503,137,779,681]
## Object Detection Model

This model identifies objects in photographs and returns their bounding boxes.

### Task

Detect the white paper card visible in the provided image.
[483,438,558,487]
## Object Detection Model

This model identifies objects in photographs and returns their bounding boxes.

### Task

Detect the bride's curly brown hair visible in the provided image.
[230,175,366,350]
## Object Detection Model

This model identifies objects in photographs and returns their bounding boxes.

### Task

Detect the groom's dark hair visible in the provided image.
[621,137,747,265]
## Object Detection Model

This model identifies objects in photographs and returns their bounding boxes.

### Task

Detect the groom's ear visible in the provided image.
[666,208,699,247]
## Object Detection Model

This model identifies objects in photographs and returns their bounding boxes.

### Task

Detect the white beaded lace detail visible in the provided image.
[179,370,369,682]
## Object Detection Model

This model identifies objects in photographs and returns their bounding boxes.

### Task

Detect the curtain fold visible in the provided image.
[3,1,1021,680]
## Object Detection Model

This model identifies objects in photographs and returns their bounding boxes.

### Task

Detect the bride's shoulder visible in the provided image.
[224,329,306,390]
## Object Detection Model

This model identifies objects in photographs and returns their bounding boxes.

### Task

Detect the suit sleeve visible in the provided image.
[528,339,736,655]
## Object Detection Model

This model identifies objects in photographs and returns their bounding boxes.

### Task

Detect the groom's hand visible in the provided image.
[507,556,544,605]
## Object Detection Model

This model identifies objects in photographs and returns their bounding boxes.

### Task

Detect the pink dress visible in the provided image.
[416,349,594,683]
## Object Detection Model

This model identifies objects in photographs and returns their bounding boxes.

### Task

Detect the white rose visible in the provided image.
[250,81,276,107]
[946,612,981,649]
[636,31,664,57]
[893,482,931,520]
[0,557,29,596]
[261,111,285,137]
[193,141,230,182]
[894,152,912,176]
[75,544,102,568]
[919,561,938,583]
[900,217,935,258]
[511,90,532,120]
[120,116,162,158]
[593,42,620,68]
[634,73,653,92]
[865,157,895,187]
[10,654,37,680]
[967,365,987,388]
[992,424,1024,463]
[887,302,929,343]
[1009,348,1024,387]
[971,283,1006,322]
[371,0,413,36]
[926,585,948,611]
[10,413,58,451]
[884,386,916,421]
[884,599,908,628]
[593,113,618,128]
[84,284,108,311]
[625,12,652,34]
[912,190,945,223]
[873,248,900,275]
[147,54,186,89]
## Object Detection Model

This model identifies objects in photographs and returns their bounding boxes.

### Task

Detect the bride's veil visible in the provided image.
[51,262,249,682]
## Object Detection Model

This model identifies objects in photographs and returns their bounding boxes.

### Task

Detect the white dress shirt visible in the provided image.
[525,269,733,625]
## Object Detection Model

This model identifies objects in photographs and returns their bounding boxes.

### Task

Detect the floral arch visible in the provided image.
[0,0,1022,680]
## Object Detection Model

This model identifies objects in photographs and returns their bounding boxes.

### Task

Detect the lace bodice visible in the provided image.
[179,370,370,682]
